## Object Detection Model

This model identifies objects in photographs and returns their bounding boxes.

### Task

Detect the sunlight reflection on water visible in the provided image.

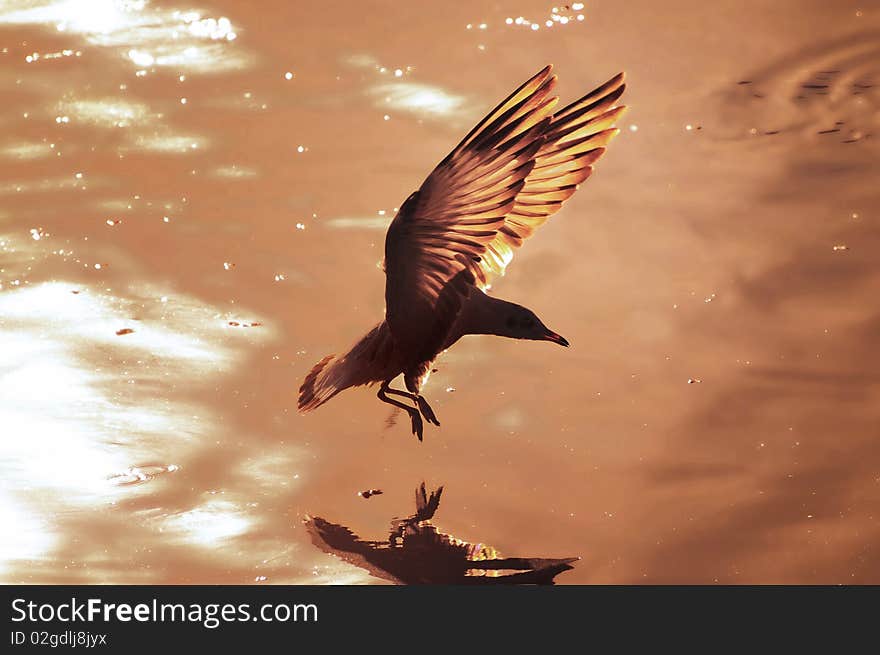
[0,268,274,577]
[0,141,54,160]
[54,98,150,128]
[345,53,466,119]
[161,499,252,546]
[0,0,248,73]
[371,82,466,117]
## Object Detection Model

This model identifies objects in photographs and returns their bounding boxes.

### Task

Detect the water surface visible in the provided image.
[1,0,878,583]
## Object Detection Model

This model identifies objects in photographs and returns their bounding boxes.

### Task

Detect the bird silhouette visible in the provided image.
[304,483,579,585]
[298,65,626,439]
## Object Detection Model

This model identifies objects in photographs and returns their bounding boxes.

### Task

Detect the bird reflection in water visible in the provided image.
[305,483,578,584]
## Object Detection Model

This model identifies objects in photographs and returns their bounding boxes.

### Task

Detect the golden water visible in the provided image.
[1,0,878,583]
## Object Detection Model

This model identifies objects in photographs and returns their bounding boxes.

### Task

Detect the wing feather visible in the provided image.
[384,67,559,357]
[481,74,627,278]
[383,68,626,359]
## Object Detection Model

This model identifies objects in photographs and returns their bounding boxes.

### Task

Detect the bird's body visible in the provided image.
[298,65,626,439]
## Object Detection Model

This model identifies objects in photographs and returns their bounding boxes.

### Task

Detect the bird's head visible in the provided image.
[503,307,569,347]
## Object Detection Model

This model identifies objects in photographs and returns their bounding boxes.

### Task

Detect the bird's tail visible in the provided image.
[298,354,344,412]
[298,321,393,413]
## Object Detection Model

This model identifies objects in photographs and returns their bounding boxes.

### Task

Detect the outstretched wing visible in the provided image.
[481,73,627,279]
[384,66,558,359]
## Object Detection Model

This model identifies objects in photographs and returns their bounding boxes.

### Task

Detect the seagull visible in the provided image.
[299,65,626,440]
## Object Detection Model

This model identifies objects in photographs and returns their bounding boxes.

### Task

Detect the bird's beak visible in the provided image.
[544,330,570,347]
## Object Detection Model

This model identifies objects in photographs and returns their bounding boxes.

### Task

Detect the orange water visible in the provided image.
[1,0,878,584]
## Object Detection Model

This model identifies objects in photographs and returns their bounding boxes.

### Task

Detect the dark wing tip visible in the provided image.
[518,65,555,95]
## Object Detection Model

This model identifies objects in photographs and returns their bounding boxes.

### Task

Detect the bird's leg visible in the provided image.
[378,382,423,441]
[383,386,418,405]
[416,396,440,427]
[383,386,440,427]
